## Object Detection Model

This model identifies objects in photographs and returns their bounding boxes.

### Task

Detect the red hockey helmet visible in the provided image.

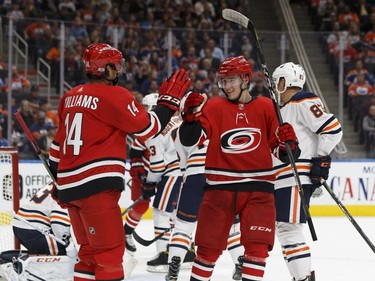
[82,43,124,76]
[217,56,253,82]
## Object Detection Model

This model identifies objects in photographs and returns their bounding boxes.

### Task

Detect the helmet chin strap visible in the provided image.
[224,81,247,104]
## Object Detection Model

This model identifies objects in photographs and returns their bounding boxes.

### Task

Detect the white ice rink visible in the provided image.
[128,217,375,281]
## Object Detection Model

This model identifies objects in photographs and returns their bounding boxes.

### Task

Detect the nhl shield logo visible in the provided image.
[89,227,95,234]
[239,103,244,110]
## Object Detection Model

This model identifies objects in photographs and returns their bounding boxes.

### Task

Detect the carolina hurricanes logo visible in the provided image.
[221,128,261,154]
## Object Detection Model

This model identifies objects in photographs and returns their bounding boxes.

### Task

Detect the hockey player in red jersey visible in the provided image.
[179,56,300,281]
[123,94,157,255]
[272,62,343,281]
[48,43,190,281]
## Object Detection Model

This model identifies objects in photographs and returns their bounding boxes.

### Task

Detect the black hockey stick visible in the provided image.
[321,180,375,253]
[222,9,317,241]
[133,226,174,246]
[121,195,144,217]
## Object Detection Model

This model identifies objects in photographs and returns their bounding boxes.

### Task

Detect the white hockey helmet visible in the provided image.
[142,93,158,111]
[272,62,306,95]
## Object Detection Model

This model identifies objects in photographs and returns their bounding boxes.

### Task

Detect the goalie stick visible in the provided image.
[221,8,317,241]
[132,226,174,246]
[321,181,375,253]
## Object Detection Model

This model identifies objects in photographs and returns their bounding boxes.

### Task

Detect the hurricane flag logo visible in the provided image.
[221,128,261,154]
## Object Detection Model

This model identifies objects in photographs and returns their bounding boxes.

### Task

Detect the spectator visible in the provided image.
[39,100,59,127]
[345,60,374,87]
[250,74,271,99]
[22,85,43,112]
[362,104,375,157]
[23,20,51,67]
[348,73,375,129]
[338,4,360,29]
[29,110,48,142]
[0,125,9,147]
[1,66,31,96]
[199,38,225,62]
[37,123,57,157]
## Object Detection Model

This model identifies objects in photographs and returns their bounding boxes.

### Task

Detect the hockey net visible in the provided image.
[0,147,20,252]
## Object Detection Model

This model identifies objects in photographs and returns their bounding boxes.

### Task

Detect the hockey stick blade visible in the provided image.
[322,181,375,253]
[132,226,174,247]
[222,9,250,29]
[222,8,318,242]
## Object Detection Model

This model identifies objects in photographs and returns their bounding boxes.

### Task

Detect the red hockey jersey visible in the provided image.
[49,84,164,203]
[199,96,279,188]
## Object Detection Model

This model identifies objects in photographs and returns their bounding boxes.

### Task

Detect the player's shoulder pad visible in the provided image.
[290,90,318,102]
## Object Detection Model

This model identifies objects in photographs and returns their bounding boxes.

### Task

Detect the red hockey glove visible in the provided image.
[158,69,191,111]
[180,91,208,122]
[129,157,145,180]
[141,179,158,200]
[276,122,298,150]
[310,155,331,187]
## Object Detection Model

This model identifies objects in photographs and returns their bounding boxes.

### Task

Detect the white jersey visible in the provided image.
[274,91,343,189]
[145,115,183,183]
[175,126,207,177]
[12,183,70,240]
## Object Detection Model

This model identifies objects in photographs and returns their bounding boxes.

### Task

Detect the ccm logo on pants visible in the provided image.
[250,226,272,232]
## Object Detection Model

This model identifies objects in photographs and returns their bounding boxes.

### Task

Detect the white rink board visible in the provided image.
[17,160,375,209]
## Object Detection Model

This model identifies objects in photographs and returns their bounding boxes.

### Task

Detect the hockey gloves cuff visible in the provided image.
[141,179,158,200]
[158,69,191,111]
[129,158,145,180]
[181,91,208,123]
[310,155,331,187]
[276,123,298,150]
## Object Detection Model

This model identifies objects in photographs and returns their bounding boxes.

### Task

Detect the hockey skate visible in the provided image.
[181,243,196,269]
[232,255,244,280]
[125,234,137,255]
[147,250,169,273]
[293,271,315,281]
[165,256,181,281]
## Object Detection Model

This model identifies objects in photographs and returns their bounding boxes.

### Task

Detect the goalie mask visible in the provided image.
[217,56,253,103]
[142,93,158,111]
[272,62,305,96]
[82,43,125,84]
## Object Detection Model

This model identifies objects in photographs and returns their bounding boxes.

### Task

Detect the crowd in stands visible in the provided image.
[310,0,375,157]
[1,0,274,158]
[1,0,374,157]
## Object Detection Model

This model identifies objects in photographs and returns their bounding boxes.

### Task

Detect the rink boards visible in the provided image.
[13,160,375,217]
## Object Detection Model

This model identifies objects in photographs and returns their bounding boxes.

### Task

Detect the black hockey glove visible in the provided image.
[310,155,331,187]
[141,179,158,200]
[158,69,191,111]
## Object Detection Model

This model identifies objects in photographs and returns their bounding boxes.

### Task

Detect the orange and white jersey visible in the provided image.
[12,183,71,241]
[145,115,182,183]
[274,91,343,189]
[174,125,207,178]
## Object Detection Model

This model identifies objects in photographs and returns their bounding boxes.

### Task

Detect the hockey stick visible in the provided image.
[132,226,174,246]
[121,195,144,217]
[14,111,56,182]
[11,212,68,247]
[321,180,375,253]
[222,8,317,241]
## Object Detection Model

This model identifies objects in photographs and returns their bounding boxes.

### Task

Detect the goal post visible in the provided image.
[0,147,20,251]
